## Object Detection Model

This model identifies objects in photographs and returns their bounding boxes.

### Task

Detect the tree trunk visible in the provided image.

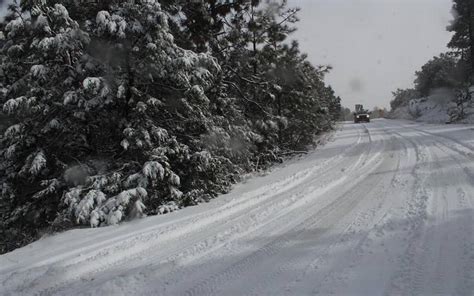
[124,50,134,121]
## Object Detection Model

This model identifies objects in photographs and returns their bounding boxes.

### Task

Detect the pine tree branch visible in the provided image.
[224,66,267,86]
[222,79,271,117]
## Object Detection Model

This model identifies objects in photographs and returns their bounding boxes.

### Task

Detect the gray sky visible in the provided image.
[0,2,6,20]
[288,0,454,109]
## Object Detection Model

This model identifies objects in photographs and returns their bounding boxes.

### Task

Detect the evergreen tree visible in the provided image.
[0,0,226,251]
[168,0,340,160]
[447,0,474,78]
[0,0,92,250]
[390,88,420,111]
[414,53,458,96]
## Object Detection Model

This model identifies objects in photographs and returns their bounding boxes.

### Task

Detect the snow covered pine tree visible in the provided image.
[0,0,226,251]
[0,1,92,250]
[0,0,340,253]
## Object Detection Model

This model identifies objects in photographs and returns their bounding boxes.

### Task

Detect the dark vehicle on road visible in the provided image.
[353,104,370,123]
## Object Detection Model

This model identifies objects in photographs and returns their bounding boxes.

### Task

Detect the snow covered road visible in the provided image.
[2,119,474,296]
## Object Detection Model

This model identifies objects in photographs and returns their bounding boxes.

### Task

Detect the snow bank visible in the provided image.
[389,105,414,121]
[390,88,474,124]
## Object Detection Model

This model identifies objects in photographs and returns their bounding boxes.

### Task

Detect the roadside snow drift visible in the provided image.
[2,119,474,295]
[390,88,474,124]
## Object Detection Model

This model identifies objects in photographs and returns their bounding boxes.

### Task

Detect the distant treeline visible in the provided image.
[389,0,474,119]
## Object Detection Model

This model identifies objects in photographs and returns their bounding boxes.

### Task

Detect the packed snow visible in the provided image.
[2,119,474,295]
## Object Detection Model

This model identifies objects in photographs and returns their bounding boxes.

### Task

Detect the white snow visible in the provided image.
[407,89,453,123]
[5,18,26,38]
[52,4,70,20]
[2,119,474,295]
[4,123,24,138]
[29,150,47,176]
[96,11,127,38]
[82,77,102,94]
[30,65,48,80]
[3,97,26,115]
[142,161,165,180]
[390,88,474,124]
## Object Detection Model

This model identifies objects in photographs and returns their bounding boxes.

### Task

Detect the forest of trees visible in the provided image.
[389,0,474,118]
[0,0,341,253]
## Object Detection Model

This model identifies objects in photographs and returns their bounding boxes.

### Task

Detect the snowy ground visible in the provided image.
[2,119,474,296]
[390,88,474,124]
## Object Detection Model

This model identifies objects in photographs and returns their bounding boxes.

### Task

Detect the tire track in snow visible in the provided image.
[385,125,439,296]
[179,124,391,296]
[305,124,418,296]
[155,125,382,296]
[121,124,380,295]
[386,122,474,296]
[183,157,382,296]
[426,141,474,295]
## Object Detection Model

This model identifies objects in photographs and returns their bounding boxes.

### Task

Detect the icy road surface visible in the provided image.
[3,119,474,296]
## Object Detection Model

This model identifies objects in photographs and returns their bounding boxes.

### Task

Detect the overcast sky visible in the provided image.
[0,0,454,109]
[288,0,454,109]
